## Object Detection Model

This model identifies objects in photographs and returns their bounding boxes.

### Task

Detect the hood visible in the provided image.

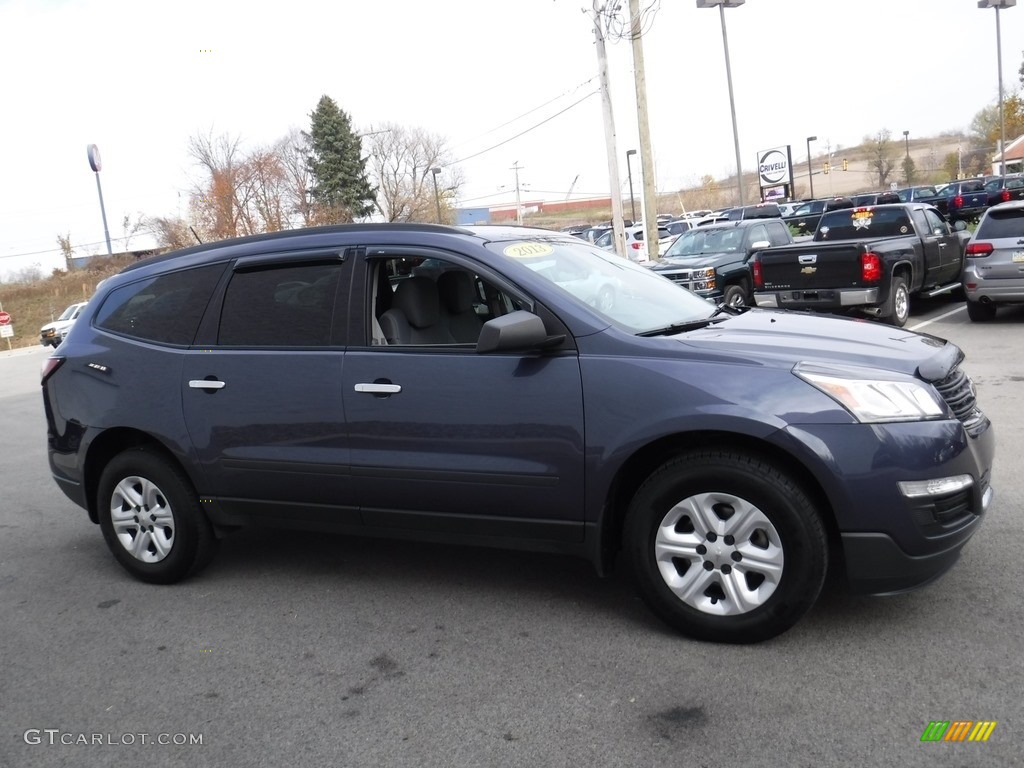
[674,309,959,380]
[40,319,76,332]
[653,252,736,270]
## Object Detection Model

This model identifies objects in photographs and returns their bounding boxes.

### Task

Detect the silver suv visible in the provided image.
[962,200,1024,321]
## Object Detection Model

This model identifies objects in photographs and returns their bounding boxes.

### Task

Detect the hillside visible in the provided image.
[0,255,135,351]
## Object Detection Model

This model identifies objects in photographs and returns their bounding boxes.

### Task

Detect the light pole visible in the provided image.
[697,0,745,206]
[86,144,113,257]
[902,130,910,159]
[978,0,1015,175]
[430,167,442,224]
[805,136,817,199]
[625,149,637,223]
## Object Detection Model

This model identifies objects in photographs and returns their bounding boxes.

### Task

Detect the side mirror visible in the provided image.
[750,240,771,250]
[953,221,967,232]
[476,310,564,354]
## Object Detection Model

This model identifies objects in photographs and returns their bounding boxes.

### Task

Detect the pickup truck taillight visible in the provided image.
[861,252,882,283]
[966,242,994,257]
[1001,189,1011,202]
[751,255,763,289]
[952,195,964,209]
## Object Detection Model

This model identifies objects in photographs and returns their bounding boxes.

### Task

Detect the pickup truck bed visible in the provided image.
[752,203,967,326]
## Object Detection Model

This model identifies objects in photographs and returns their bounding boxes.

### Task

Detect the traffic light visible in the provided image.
[823,162,830,175]
[842,158,849,171]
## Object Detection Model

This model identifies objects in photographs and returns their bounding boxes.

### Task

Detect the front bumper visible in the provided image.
[778,415,995,595]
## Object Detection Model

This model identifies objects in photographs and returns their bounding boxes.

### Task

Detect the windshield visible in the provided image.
[58,304,82,321]
[488,238,715,334]
[662,226,743,257]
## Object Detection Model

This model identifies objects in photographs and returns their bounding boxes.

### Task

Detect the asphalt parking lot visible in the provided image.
[1,299,1022,768]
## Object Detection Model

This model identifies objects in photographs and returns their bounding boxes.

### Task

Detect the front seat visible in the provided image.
[437,270,483,343]
[378,276,455,345]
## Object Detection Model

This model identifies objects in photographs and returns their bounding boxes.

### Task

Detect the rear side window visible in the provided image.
[977,207,1024,239]
[95,264,226,345]
[218,262,342,346]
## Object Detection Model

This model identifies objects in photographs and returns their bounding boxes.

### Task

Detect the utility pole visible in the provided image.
[629,0,659,260]
[511,161,524,225]
[590,1,627,258]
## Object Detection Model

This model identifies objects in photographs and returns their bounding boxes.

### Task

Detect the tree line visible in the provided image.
[149,95,461,250]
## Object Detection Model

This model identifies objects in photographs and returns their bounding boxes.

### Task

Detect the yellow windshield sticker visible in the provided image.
[851,209,874,230]
[503,242,554,259]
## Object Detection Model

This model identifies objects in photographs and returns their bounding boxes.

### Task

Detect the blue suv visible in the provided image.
[42,224,995,643]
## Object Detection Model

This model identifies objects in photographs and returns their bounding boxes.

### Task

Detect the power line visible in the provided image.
[450,77,598,152]
[452,90,600,165]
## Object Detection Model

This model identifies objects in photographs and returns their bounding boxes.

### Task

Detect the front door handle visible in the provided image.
[189,379,226,390]
[354,383,402,394]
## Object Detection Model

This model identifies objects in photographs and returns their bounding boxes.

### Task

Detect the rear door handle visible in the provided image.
[189,380,226,390]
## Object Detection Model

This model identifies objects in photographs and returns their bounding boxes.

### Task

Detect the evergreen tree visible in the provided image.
[305,95,375,222]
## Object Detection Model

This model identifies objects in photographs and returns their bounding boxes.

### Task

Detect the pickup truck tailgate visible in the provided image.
[758,243,867,290]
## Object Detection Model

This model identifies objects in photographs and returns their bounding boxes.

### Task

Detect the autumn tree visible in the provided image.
[147,216,198,251]
[56,233,74,270]
[866,129,897,188]
[969,91,1024,166]
[363,123,462,223]
[306,95,375,223]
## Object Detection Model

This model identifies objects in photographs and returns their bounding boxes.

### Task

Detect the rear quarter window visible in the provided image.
[95,263,226,345]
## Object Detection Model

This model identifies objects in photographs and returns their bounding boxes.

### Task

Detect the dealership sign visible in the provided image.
[757,146,792,189]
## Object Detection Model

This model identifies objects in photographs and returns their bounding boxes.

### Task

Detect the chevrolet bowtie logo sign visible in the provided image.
[800,266,817,274]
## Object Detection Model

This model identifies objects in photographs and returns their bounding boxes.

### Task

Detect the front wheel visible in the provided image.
[885,276,910,327]
[624,450,827,643]
[722,283,749,308]
[97,448,217,584]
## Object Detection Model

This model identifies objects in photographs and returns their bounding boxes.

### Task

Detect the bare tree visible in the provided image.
[56,233,74,270]
[364,124,463,223]
[147,216,196,251]
[866,129,897,188]
[121,213,147,252]
[277,128,315,227]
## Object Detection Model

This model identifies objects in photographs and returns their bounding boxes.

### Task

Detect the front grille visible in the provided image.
[932,367,984,431]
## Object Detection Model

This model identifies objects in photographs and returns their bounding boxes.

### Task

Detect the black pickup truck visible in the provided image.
[751,203,968,326]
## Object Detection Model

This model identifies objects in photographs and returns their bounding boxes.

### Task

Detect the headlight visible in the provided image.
[795,363,946,423]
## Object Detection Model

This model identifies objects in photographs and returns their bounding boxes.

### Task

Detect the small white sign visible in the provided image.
[0,325,13,338]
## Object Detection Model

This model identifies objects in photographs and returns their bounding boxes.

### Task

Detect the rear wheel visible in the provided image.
[966,300,997,322]
[885,276,910,327]
[97,448,217,583]
[624,450,827,643]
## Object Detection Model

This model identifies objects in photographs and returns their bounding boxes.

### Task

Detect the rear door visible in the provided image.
[340,247,586,544]
[181,252,356,527]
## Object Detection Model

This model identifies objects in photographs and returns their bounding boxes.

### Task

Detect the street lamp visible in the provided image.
[902,130,910,159]
[805,136,817,199]
[625,149,637,223]
[978,0,1016,175]
[430,167,442,224]
[697,0,746,206]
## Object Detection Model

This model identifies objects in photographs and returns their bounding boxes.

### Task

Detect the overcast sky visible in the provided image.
[1,0,1022,279]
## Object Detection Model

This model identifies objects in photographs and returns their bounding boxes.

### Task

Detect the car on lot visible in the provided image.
[962,199,1024,321]
[39,301,88,347]
[42,223,994,644]
[982,174,1024,208]
[649,218,793,306]
[595,223,674,260]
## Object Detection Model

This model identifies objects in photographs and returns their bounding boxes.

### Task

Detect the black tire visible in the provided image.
[97,448,217,584]
[624,449,827,643]
[722,283,748,308]
[966,299,997,322]
[885,276,910,327]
